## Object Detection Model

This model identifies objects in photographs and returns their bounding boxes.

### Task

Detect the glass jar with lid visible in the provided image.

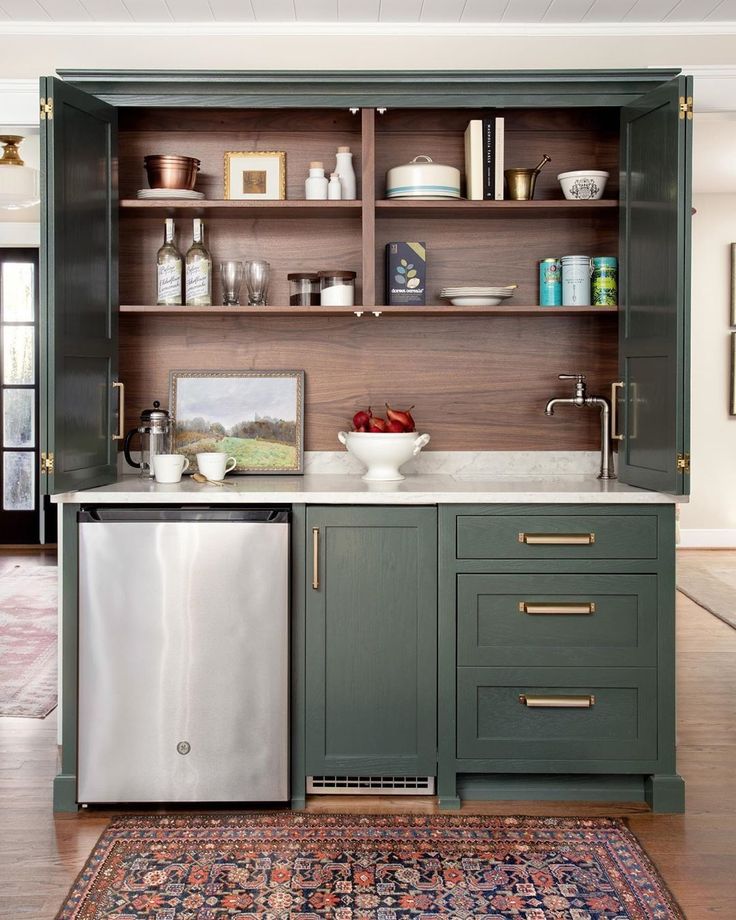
[319,270,356,307]
[288,271,320,306]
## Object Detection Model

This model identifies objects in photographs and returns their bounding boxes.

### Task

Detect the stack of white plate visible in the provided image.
[136,189,205,200]
[439,285,516,306]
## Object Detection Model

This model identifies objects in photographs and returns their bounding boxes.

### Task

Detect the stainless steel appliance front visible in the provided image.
[77,507,289,804]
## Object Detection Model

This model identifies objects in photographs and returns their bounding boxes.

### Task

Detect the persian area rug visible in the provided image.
[56,813,683,919]
[677,552,736,631]
[0,559,57,718]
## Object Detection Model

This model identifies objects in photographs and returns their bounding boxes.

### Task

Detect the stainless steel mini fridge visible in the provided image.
[77,506,290,804]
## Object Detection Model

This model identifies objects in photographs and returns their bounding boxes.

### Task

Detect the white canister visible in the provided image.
[335,146,357,200]
[328,172,342,200]
[319,270,356,306]
[305,161,328,200]
[561,255,592,306]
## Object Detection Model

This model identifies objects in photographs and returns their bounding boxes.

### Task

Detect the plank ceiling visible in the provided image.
[0,0,733,23]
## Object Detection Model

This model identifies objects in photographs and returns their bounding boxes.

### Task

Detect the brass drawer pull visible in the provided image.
[519,694,595,708]
[112,380,125,441]
[519,602,596,615]
[611,380,624,441]
[312,528,319,590]
[518,532,595,545]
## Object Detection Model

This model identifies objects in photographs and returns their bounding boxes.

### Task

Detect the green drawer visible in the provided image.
[457,574,657,667]
[456,511,658,560]
[457,667,657,763]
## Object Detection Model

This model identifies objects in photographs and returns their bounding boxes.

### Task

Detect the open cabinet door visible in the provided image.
[40,76,119,495]
[617,75,692,494]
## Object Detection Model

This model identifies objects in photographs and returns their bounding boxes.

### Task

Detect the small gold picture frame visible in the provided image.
[224,151,286,200]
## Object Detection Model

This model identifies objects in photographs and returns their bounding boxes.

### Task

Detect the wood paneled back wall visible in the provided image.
[120,314,618,451]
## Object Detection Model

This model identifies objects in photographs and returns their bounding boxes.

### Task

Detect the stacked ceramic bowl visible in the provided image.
[439,285,516,306]
[139,154,204,199]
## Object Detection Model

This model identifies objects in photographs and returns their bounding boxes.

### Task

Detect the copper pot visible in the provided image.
[144,154,200,191]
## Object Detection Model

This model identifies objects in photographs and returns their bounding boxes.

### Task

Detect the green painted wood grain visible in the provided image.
[42,76,119,494]
[618,75,692,495]
[305,506,437,776]
[456,573,658,668]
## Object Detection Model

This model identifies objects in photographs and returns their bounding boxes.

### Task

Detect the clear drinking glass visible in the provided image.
[220,260,244,305]
[244,260,270,306]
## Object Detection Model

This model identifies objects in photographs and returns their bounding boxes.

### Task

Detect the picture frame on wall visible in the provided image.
[224,151,286,200]
[169,370,305,474]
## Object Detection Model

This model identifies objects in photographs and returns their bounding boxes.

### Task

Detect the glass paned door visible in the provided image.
[0,251,40,542]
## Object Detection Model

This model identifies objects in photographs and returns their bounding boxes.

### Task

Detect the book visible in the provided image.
[464,119,484,201]
[494,116,505,200]
[483,116,495,199]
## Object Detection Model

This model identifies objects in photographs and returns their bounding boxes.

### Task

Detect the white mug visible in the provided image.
[152,453,189,484]
[196,452,237,481]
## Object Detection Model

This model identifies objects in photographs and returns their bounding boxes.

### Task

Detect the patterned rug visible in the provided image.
[56,814,683,919]
[0,559,57,718]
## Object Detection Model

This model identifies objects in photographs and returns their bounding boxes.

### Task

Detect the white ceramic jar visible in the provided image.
[561,255,592,306]
[305,161,328,200]
[335,146,357,199]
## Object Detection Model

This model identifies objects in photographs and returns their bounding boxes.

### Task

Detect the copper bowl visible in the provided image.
[144,154,200,191]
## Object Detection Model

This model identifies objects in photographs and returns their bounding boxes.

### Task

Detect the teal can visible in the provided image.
[539,258,562,306]
[591,256,617,306]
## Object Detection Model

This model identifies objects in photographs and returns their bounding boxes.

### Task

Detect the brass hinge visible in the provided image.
[676,453,690,473]
[679,96,693,120]
[40,452,55,475]
[40,97,53,120]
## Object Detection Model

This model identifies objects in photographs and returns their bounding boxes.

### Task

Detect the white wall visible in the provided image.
[679,193,736,545]
[0,31,735,78]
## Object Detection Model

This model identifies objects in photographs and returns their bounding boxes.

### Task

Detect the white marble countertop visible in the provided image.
[52,474,679,505]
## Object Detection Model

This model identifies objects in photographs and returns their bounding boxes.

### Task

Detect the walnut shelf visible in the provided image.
[120,199,362,219]
[120,304,618,317]
[376,199,619,218]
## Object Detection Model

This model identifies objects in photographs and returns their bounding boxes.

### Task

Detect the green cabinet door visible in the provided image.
[305,506,437,777]
[618,75,692,495]
[40,76,119,494]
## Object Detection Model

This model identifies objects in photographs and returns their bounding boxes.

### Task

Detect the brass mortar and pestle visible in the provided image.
[504,154,551,201]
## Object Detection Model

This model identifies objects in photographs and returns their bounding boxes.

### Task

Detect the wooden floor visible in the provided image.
[1,550,734,918]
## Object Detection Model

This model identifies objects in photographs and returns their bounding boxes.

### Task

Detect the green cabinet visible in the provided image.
[40,77,120,494]
[439,504,684,813]
[40,69,691,499]
[304,506,437,779]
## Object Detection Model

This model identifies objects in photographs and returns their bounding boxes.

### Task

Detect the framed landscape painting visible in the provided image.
[169,370,304,474]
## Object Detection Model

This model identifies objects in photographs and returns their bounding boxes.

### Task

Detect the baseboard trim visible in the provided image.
[679,529,736,548]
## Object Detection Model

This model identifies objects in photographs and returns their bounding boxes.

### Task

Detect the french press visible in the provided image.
[123,400,173,478]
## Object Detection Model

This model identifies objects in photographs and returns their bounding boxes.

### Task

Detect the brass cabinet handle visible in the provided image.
[518,532,595,545]
[519,602,596,615]
[519,694,595,708]
[611,380,624,441]
[112,381,125,441]
[312,528,319,590]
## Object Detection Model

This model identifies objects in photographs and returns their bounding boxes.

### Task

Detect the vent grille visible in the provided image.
[307,775,435,795]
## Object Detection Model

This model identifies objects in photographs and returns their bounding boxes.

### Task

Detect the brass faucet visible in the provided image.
[544,373,616,480]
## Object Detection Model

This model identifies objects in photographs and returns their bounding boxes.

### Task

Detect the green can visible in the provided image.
[591,256,617,306]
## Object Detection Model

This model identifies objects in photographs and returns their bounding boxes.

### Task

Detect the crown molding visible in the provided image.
[1,20,736,38]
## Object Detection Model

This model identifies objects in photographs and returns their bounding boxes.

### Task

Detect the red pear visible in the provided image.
[386,403,416,432]
[353,409,371,430]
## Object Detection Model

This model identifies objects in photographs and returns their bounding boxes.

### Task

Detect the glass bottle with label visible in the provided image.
[185,218,212,306]
[156,218,183,305]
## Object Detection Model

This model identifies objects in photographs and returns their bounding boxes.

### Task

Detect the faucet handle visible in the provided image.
[558,373,586,382]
